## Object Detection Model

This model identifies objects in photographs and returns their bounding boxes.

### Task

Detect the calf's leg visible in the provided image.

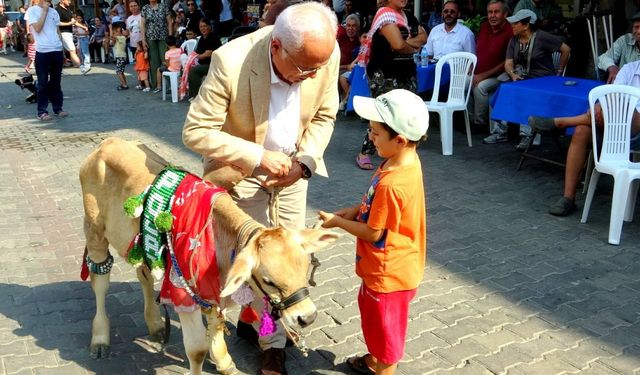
[207,311,236,374]
[85,216,112,359]
[179,309,209,375]
[136,266,166,341]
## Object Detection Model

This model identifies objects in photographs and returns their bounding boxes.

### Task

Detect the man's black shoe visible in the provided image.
[258,348,288,375]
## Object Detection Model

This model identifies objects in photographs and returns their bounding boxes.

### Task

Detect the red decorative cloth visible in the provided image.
[159,174,226,312]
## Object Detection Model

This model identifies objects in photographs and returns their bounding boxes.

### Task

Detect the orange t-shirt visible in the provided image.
[165,47,182,72]
[134,50,149,71]
[355,158,427,293]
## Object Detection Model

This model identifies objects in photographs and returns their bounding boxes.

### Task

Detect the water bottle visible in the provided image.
[420,48,428,67]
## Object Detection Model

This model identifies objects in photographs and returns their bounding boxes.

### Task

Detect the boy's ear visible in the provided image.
[395,134,409,145]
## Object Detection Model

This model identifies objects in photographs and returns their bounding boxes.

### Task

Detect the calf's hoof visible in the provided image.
[149,329,169,344]
[218,363,238,375]
[89,343,110,359]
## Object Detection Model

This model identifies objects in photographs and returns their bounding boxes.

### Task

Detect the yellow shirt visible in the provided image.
[114,36,127,58]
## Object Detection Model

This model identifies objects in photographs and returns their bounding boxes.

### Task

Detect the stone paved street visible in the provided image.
[1,52,640,375]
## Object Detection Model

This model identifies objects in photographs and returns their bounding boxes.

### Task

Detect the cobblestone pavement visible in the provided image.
[1,53,640,375]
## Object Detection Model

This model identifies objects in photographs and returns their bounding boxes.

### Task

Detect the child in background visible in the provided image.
[109,24,129,90]
[152,35,182,93]
[73,11,91,74]
[24,33,35,74]
[134,40,150,92]
[318,89,429,375]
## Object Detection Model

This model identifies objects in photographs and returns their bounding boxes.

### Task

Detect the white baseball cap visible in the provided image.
[354,89,429,141]
[506,9,537,24]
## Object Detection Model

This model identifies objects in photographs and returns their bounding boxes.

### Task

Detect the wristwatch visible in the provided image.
[297,161,312,179]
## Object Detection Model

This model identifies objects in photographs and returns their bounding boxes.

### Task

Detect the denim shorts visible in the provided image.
[631,131,640,150]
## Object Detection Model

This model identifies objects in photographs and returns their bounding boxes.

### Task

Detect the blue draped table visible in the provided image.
[491,76,602,125]
[345,64,451,112]
[491,75,602,169]
[416,63,450,94]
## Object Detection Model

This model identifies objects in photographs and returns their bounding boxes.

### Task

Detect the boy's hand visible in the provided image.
[334,206,359,221]
[318,210,338,228]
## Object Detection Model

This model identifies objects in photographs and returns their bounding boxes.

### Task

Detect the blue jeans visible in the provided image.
[35,50,64,116]
[77,36,90,69]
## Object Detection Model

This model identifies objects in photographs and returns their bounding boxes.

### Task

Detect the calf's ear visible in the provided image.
[295,229,341,254]
[220,239,258,297]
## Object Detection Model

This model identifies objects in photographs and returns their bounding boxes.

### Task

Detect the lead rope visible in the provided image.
[264,191,323,356]
[267,187,283,227]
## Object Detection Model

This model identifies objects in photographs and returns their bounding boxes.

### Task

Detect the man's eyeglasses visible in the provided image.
[442,9,457,14]
[282,47,321,76]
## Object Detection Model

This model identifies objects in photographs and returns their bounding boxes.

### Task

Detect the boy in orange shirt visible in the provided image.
[319,89,429,375]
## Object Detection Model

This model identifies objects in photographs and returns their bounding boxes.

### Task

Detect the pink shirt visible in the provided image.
[165,48,182,72]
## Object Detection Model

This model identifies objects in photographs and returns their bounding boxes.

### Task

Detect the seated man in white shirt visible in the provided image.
[422,0,476,60]
[528,60,640,216]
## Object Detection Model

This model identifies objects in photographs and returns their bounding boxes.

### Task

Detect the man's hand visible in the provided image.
[260,150,292,177]
[262,160,302,187]
[606,66,620,84]
[472,72,487,87]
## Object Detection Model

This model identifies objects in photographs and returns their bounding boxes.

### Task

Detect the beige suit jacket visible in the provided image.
[182,26,340,187]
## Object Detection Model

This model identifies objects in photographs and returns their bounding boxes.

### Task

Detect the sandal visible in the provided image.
[55,111,69,118]
[37,113,53,121]
[346,354,375,375]
[356,153,375,170]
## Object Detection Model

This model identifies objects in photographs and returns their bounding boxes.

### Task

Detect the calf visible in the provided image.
[79,137,338,374]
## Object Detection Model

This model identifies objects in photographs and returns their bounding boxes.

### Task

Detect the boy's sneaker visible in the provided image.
[135,85,143,90]
[0,48,7,55]
[152,88,162,93]
[483,133,508,144]
[142,87,151,92]
[81,67,91,75]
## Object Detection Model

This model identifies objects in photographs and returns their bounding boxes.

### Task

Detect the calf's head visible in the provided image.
[220,227,339,328]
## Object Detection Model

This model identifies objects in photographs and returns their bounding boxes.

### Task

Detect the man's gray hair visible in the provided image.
[345,13,360,28]
[272,2,338,52]
[487,0,509,14]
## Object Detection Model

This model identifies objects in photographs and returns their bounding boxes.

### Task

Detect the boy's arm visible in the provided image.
[318,209,383,243]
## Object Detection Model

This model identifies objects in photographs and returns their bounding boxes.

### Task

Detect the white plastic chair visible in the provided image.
[180,38,199,68]
[580,84,640,245]
[162,71,181,103]
[424,52,477,155]
[181,39,198,55]
[552,51,569,77]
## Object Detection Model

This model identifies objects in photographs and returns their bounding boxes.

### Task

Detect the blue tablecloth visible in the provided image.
[416,63,450,94]
[345,64,451,112]
[491,76,602,125]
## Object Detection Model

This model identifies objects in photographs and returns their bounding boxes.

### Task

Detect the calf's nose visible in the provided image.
[297,311,317,327]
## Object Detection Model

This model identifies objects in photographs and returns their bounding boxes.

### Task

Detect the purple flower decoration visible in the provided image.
[258,296,277,337]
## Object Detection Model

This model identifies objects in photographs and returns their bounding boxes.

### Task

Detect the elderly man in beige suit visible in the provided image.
[182,2,339,374]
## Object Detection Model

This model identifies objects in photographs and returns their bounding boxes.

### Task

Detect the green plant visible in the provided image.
[462,15,486,35]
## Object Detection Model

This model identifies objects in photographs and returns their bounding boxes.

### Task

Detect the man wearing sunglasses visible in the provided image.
[184,0,203,34]
[183,3,339,373]
[422,0,476,60]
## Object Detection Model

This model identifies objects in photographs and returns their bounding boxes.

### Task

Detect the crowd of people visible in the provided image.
[331,0,639,221]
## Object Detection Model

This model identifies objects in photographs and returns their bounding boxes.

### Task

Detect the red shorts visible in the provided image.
[358,283,417,365]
